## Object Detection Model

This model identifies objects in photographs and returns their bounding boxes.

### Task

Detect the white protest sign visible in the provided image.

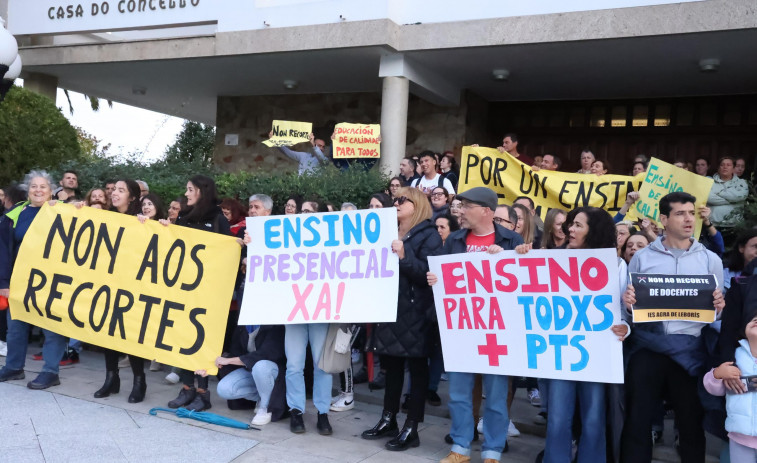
[239,209,399,325]
[429,248,624,383]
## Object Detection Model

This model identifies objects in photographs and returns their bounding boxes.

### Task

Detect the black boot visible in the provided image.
[128,374,146,403]
[317,413,332,436]
[290,409,305,434]
[386,419,419,451]
[168,386,196,408]
[361,410,398,440]
[94,371,120,398]
[186,389,211,411]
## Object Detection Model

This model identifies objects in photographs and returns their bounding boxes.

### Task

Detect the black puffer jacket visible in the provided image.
[369,219,442,358]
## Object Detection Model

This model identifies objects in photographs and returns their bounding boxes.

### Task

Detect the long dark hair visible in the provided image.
[141,193,167,220]
[110,179,141,216]
[183,175,220,223]
[564,207,617,249]
[726,229,757,272]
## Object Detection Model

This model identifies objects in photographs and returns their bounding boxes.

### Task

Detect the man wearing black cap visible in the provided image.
[428,186,523,463]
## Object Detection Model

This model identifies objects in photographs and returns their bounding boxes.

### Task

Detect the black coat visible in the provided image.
[222,325,288,422]
[370,220,442,358]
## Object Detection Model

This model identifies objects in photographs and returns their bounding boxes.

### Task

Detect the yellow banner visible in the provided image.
[9,204,241,375]
[262,120,313,147]
[332,123,381,159]
[460,146,643,220]
[635,157,713,239]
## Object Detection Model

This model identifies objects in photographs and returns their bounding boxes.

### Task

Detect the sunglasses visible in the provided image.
[393,196,414,206]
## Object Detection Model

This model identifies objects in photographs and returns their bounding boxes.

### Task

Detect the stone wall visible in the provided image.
[214,91,471,174]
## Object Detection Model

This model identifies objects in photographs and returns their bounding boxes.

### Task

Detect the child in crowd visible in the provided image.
[704,314,757,461]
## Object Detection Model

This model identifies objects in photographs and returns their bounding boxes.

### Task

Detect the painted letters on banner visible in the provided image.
[429,249,625,383]
[459,146,643,221]
[635,157,713,239]
[630,273,717,323]
[239,209,399,325]
[332,123,381,159]
[262,120,313,147]
[9,203,241,375]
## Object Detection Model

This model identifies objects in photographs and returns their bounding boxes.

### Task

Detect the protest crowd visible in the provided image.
[1,128,757,463]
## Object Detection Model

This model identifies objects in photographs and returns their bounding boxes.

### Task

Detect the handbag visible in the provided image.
[318,324,353,374]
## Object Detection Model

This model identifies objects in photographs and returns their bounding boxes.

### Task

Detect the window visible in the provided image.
[632,105,648,127]
[590,106,606,128]
[569,107,586,127]
[611,106,627,127]
[654,105,671,127]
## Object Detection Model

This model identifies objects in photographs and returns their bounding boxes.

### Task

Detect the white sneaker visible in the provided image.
[165,372,180,384]
[508,420,521,437]
[329,392,354,412]
[528,388,542,407]
[477,417,484,434]
[0,340,7,357]
[251,408,272,426]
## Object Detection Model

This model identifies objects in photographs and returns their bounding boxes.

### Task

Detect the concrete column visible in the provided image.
[23,71,57,102]
[379,76,409,176]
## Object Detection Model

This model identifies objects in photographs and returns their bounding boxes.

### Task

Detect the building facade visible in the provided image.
[5,0,757,174]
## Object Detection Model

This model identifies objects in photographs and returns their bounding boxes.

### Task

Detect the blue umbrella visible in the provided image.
[149,407,258,430]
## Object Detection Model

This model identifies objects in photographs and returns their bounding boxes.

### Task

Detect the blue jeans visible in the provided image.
[68,338,83,353]
[538,378,550,414]
[448,372,509,461]
[217,361,278,410]
[3,310,67,375]
[285,323,332,414]
[544,380,606,463]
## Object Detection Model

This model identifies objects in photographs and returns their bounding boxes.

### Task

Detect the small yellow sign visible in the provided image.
[332,123,381,159]
[262,120,313,147]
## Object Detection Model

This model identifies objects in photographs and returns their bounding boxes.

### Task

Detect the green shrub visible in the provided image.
[0,86,83,186]
[216,164,389,213]
[52,158,389,212]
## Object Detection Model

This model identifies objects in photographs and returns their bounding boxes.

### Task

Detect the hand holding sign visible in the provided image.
[429,248,624,383]
[9,204,240,375]
[262,120,313,148]
[630,273,718,323]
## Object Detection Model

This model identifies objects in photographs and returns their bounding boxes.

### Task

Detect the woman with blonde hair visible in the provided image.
[363,186,442,451]
[512,203,534,245]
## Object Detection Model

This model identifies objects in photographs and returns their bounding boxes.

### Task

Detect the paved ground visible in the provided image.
[1,346,720,462]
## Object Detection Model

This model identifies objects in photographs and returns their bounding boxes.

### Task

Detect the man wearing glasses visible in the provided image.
[427,187,523,463]
[493,205,517,231]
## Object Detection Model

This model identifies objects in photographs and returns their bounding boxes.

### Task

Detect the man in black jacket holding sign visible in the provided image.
[427,187,523,463]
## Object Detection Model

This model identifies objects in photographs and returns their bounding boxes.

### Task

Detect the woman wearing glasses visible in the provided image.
[363,187,442,451]
[430,187,450,221]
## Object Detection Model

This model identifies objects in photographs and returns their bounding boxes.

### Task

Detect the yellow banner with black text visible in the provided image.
[459,147,644,220]
[8,204,241,375]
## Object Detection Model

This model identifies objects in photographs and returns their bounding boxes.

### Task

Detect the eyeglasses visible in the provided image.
[285,203,296,209]
[430,192,447,198]
[389,183,401,189]
[461,202,485,210]
[394,196,414,206]
[493,217,513,225]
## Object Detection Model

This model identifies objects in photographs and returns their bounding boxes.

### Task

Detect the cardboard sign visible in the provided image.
[459,146,643,221]
[429,248,625,383]
[8,204,241,374]
[634,157,714,239]
[262,120,313,147]
[630,273,717,323]
[332,123,381,159]
[239,209,399,324]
